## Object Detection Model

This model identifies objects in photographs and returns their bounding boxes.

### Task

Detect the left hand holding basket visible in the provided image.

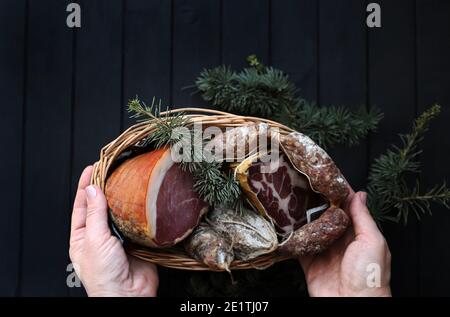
[69,166,159,297]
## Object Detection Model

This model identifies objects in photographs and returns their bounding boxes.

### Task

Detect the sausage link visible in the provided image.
[279,206,350,257]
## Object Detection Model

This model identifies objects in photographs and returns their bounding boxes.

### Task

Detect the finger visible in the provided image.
[85,185,111,238]
[73,166,93,209]
[71,166,93,234]
[348,191,380,238]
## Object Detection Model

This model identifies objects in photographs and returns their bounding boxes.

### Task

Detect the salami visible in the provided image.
[184,223,234,271]
[280,132,349,205]
[207,206,278,261]
[279,206,350,256]
[209,127,351,257]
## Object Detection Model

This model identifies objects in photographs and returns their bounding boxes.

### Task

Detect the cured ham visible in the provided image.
[105,147,209,247]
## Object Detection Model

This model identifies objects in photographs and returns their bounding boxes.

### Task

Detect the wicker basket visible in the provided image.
[91,108,295,271]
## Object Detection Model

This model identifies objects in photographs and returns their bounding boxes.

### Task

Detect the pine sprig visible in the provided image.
[127,97,241,207]
[196,65,297,118]
[127,97,190,148]
[367,105,450,224]
[195,56,381,148]
[196,66,238,109]
[280,99,383,148]
[189,161,241,206]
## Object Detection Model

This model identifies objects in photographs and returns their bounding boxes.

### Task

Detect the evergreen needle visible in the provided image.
[367,105,450,224]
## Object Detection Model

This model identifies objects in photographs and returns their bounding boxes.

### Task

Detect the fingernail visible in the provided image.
[359,192,367,205]
[86,185,97,199]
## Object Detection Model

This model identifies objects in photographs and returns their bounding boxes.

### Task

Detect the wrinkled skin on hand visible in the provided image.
[299,191,392,297]
[69,166,159,297]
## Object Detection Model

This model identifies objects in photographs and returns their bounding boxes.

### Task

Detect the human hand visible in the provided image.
[299,191,392,297]
[69,166,159,297]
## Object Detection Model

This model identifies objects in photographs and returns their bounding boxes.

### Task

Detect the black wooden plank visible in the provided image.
[270,0,318,101]
[20,0,74,296]
[416,0,450,296]
[123,0,172,296]
[122,0,172,129]
[69,0,124,296]
[269,0,319,297]
[222,0,270,69]
[163,0,222,296]
[172,0,221,107]
[0,0,26,297]
[367,0,419,296]
[318,0,368,189]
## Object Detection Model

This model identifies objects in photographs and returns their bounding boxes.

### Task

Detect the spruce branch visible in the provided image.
[189,161,241,206]
[127,97,190,148]
[367,105,450,224]
[195,55,381,148]
[196,61,297,118]
[279,99,383,148]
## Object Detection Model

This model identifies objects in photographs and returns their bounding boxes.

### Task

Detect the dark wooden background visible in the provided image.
[1,0,449,297]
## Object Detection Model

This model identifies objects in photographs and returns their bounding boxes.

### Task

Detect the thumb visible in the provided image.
[85,185,111,238]
[348,191,380,238]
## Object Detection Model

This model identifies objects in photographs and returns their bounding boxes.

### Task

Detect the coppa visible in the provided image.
[237,154,325,233]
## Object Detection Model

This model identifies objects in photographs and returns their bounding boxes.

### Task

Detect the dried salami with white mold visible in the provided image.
[275,131,351,256]
[279,132,349,205]
[279,206,350,256]
[204,123,275,162]
[207,206,278,261]
[184,223,234,271]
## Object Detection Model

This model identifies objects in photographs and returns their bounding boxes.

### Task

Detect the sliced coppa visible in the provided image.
[240,154,325,233]
[105,147,209,248]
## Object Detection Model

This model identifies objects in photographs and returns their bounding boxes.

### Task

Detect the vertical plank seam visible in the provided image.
[365,0,371,181]
[267,0,272,65]
[316,0,320,104]
[67,0,79,297]
[120,0,126,132]
[169,0,174,106]
[219,0,223,65]
[16,0,29,297]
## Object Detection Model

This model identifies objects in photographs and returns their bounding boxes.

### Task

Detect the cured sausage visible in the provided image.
[279,206,350,256]
[280,132,349,206]
[184,223,234,271]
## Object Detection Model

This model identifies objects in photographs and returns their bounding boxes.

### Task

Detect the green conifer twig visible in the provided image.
[195,55,382,148]
[367,105,450,224]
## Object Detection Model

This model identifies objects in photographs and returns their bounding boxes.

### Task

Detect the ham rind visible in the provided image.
[106,148,209,248]
[247,155,324,233]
